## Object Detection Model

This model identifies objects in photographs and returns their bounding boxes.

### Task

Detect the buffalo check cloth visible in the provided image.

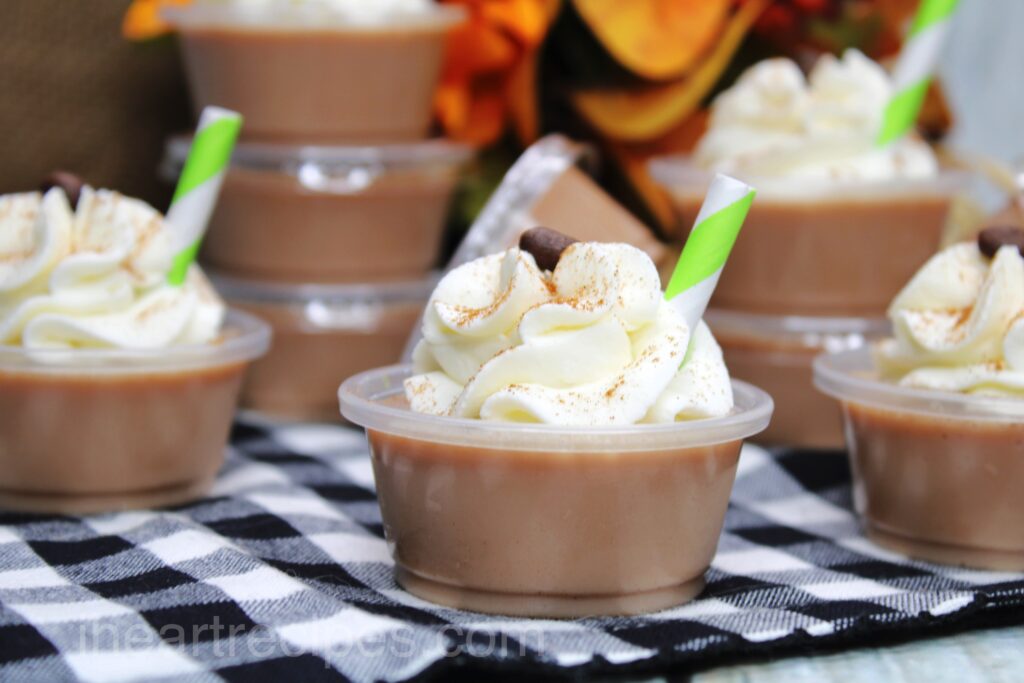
[1,418,1023,683]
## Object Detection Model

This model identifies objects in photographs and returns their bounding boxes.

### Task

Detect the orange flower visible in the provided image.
[123,0,191,40]
[435,0,561,145]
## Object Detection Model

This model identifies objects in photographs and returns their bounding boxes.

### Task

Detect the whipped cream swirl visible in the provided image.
[406,243,734,425]
[0,187,224,350]
[875,242,1024,395]
[695,49,938,189]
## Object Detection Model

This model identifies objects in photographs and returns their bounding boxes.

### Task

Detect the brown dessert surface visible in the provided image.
[666,191,953,316]
[366,428,742,616]
[179,25,449,142]
[843,400,1024,568]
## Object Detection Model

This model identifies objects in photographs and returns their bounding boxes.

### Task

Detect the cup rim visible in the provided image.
[211,271,438,306]
[706,308,890,350]
[162,3,467,32]
[339,364,774,452]
[0,308,271,375]
[163,136,474,176]
[813,347,1024,422]
[648,154,969,202]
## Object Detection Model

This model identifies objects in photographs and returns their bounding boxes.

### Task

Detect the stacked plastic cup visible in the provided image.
[159,0,473,421]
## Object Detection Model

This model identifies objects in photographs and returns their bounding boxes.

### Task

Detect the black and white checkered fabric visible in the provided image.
[2,418,1023,682]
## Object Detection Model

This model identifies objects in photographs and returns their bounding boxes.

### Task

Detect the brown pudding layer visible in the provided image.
[367,430,742,617]
[201,166,458,283]
[178,26,450,143]
[0,364,245,514]
[233,301,421,422]
[667,193,952,317]
[844,402,1024,570]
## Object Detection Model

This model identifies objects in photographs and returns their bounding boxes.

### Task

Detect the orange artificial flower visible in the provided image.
[435,0,561,146]
[123,0,191,40]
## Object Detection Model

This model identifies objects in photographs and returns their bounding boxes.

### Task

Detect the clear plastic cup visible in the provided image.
[0,310,270,514]
[339,364,773,617]
[814,347,1024,570]
[163,137,471,283]
[216,274,433,422]
[707,309,888,449]
[649,156,966,317]
[162,3,466,142]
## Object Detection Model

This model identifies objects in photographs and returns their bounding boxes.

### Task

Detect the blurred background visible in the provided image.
[0,0,1020,226]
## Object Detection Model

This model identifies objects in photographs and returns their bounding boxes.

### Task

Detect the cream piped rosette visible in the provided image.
[405,242,733,425]
[875,241,1024,395]
[695,49,938,188]
[0,188,224,350]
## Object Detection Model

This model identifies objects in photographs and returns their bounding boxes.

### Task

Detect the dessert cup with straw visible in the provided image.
[650,0,965,317]
[0,107,270,514]
[341,175,773,617]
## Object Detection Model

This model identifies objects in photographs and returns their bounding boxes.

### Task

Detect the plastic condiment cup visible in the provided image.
[163,3,466,142]
[163,137,471,283]
[0,310,270,514]
[815,347,1024,570]
[340,364,773,617]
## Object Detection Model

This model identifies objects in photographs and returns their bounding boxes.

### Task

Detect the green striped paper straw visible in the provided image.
[665,173,755,334]
[877,0,960,147]
[166,106,243,286]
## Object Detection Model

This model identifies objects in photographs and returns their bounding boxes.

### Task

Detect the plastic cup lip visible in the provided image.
[162,3,467,33]
[339,364,774,452]
[211,271,437,306]
[813,347,1024,423]
[0,309,271,376]
[706,309,890,350]
[163,136,474,175]
[704,309,888,339]
[647,155,969,202]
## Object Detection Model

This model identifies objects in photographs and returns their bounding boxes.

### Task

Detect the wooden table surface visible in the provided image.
[693,625,1024,682]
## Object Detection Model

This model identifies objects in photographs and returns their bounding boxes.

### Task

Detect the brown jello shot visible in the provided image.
[815,347,1024,570]
[814,228,1024,570]
[650,159,964,317]
[0,310,269,514]
[163,137,471,283]
[707,309,888,449]
[214,273,432,422]
[340,364,771,617]
[163,2,466,142]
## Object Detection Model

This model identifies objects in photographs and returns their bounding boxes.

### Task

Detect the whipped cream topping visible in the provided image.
[875,242,1024,395]
[0,188,225,350]
[695,50,938,189]
[405,243,734,425]
[190,0,437,25]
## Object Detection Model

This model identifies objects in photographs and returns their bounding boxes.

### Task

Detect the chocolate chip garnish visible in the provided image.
[519,226,578,271]
[978,226,1024,258]
[40,170,85,208]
